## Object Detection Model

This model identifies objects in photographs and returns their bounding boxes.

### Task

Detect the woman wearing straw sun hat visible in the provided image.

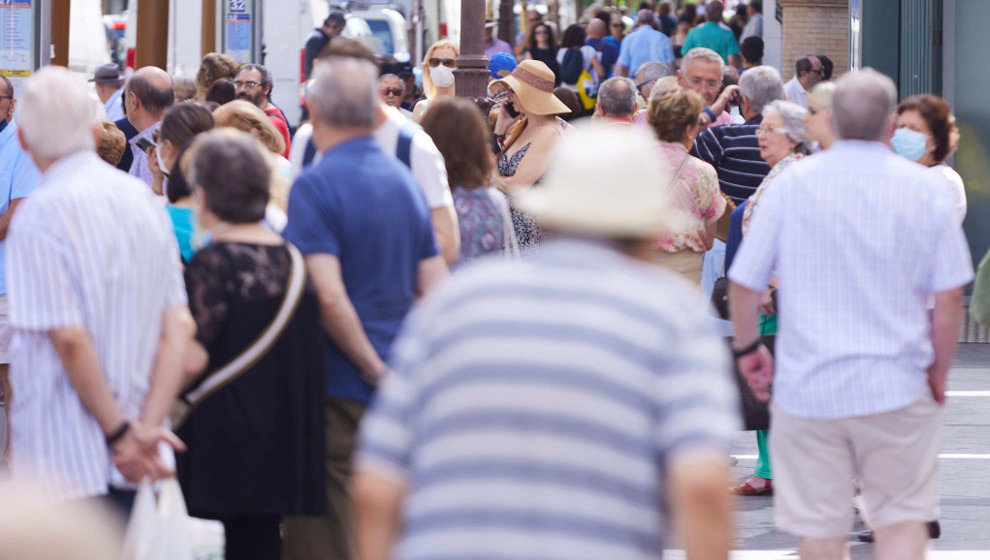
[492,59,572,249]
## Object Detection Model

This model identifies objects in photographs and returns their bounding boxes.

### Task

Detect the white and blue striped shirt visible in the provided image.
[357,238,738,560]
[6,151,186,501]
[729,141,974,420]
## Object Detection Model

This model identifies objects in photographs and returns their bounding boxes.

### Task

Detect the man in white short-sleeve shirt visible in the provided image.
[729,69,973,560]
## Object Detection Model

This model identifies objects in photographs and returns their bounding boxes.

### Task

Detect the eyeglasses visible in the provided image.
[610,23,624,28]
[381,87,403,96]
[635,80,654,93]
[687,77,721,91]
[535,29,549,35]
[0,95,12,101]
[428,58,456,68]
[233,80,261,89]
[756,126,790,137]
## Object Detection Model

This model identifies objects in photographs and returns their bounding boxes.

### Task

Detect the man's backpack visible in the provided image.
[559,48,584,85]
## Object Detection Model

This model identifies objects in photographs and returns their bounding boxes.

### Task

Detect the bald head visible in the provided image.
[125,66,174,128]
[587,19,607,39]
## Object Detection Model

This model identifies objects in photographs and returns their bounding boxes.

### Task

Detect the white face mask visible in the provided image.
[429,65,455,88]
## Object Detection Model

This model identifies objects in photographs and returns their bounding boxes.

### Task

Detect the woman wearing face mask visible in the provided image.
[491,60,572,249]
[178,129,325,560]
[412,40,459,123]
[893,94,966,223]
[146,103,215,263]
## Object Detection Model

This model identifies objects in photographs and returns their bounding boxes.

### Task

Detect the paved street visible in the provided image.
[667,344,990,559]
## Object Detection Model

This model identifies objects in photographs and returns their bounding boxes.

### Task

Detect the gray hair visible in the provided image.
[636,9,654,24]
[18,67,95,160]
[681,47,725,80]
[308,56,378,128]
[378,73,404,92]
[597,77,638,118]
[832,68,897,141]
[635,61,672,85]
[763,100,813,155]
[739,65,784,115]
[808,81,837,111]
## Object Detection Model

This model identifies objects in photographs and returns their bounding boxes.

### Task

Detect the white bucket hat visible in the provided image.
[515,124,683,238]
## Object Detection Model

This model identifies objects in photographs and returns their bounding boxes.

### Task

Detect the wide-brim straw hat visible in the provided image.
[516,124,685,238]
[494,59,571,116]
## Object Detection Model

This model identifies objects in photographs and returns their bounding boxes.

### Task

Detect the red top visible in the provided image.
[264,105,292,159]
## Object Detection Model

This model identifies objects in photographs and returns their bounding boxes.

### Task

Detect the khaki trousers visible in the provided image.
[282,397,366,560]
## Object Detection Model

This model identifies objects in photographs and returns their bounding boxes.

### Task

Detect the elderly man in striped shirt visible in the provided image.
[729,69,973,560]
[352,126,738,560]
[5,67,193,513]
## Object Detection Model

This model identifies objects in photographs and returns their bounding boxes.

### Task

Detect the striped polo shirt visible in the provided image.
[692,115,770,204]
[6,151,186,500]
[357,238,739,560]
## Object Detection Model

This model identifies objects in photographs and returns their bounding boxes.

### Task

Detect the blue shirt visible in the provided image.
[166,205,195,263]
[283,137,437,406]
[617,25,674,76]
[104,89,124,123]
[586,37,619,77]
[0,119,41,295]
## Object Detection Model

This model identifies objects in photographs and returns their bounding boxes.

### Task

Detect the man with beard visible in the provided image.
[234,64,291,158]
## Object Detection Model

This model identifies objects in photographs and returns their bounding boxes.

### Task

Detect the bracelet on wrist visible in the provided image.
[704,107,716,122]
[105,420,131,446]
[732,339,762,359]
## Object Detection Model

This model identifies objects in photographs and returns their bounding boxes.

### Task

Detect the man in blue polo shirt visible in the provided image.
[617,9,674,77]
[281,55,448,560]
[0,76,40,462]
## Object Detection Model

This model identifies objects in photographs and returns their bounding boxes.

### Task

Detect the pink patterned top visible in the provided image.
[656,141,726,253]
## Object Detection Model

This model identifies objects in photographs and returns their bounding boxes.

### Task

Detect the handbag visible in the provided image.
[728,335,774,431]
[121,479,196,560]
[170,243,306,429]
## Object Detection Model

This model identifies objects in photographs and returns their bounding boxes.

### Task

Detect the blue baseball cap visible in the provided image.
[488,53,517,79]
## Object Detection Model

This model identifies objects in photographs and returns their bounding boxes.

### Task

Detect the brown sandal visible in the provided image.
[730,479,773,496]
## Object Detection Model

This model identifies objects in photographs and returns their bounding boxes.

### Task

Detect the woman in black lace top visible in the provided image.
[178,130,325,560]
[520,23,561,86]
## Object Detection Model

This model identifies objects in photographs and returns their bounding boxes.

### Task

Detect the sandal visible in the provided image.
[730,479,773,496]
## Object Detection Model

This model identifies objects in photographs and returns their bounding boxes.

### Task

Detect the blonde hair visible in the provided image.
[647,86,705,142]
[95,119,126,166]
[212,99,285,155]
[808,81,837,111]
[420,40,460,99]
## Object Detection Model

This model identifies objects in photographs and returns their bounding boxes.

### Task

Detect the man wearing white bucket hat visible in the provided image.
[352,125,738,560]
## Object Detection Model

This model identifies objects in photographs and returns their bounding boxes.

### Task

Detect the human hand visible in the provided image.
[759,288,776,316]
[737,344,774,402]
[111,421,186,483]
[712,85,740,114]
[927,366,948,405]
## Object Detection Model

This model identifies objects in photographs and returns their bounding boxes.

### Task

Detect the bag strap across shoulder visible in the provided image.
[177,243,307,418]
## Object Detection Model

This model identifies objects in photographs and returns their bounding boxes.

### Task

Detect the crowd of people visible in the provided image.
[0,1,977,560]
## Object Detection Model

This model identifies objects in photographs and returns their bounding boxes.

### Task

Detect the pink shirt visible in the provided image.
[655,141,726,253]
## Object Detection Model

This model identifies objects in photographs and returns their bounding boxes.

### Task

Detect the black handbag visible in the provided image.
[727,335,774,431]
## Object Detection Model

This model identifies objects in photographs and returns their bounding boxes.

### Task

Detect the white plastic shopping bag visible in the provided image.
[120,479,196,560]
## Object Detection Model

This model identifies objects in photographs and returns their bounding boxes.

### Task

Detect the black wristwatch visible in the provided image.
[732,339,762,359]
[105,420,131,446]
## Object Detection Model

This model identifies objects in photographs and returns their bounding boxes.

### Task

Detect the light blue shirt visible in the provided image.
[128,120,161,187]
[729,142,974,420]
[103,88,124,122]
[0,119,40,295]
[357,238,738,560]
[617,25,674,76]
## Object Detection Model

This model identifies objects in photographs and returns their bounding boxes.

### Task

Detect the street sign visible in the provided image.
[223,0,261,63]
[0,0,38,96]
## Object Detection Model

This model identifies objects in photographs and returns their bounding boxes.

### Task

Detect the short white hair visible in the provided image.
[832,69,897,141]
[763,100,813,154]
[308,56,378,128]
[681,47,725,79]
[739,65,784,115]
[18,67,96,160]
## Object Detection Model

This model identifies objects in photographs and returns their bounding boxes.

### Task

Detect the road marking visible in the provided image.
[946,390,990,397]
[663,551,990,559]
[733,454,990,460]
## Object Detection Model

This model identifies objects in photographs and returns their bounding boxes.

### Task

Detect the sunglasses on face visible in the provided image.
[428,58,456,68]
[381,87,402,96]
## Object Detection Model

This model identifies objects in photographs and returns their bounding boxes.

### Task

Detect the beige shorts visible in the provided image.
[770,395,942,539]
[0,293,9,364]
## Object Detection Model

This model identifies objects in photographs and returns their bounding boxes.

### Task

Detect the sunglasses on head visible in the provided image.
[429,58,456,68]
[381,87,403,96]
